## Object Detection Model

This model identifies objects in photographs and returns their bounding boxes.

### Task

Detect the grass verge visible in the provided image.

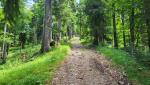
[0,45,41,70]
[0,45,70,85]
[97,47,150,85]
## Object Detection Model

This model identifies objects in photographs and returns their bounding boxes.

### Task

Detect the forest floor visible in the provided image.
[49,38,130,85]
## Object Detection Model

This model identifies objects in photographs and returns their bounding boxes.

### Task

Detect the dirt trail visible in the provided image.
[50,38,130,85]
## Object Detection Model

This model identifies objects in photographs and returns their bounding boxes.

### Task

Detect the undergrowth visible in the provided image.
[97,47,150,85]
[0,45,41,70]
[0,45,70,85]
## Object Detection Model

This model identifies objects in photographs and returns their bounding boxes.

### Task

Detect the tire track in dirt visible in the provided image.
[50,38,130,85]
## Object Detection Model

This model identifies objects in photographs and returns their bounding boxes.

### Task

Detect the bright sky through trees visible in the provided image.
[76,0,80,3]
[26,0,34,8]
[25,0,80,8]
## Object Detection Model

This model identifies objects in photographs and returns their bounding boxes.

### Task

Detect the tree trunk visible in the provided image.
[98,21,104,44]
[68,28,72,40]
[71,23,74,38]
[112,3,118,48]
[1,23,7,64]
[33,27,37,44]
[57,16,62,42]
[93,28,99,46]
[130,0,135,53]
[13,30,16,46]
[33,16,38,44]
[121,13,126,48]
[67,24,72,40]
[41,0,52,53]
[147,20,150,49]
[50,1,53,42]
[80,11,82,36]
[50,13,53,42]
[143,0,150,50]
[136,32,140,47]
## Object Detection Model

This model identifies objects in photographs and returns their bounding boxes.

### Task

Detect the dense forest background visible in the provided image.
[0,0,150,85]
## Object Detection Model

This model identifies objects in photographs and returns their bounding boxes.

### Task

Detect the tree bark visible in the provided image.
[13,30,16,46]
[67,25,72,40]
[147,20,150,49]
[121,13,126,48]
[41,0,52,53]
[143,0,150,50]
[71,23,74,38]
[80,10,82,36]
[33,27,37,44]
[50,0,53,42]
[50,10,53,42]
[33,16,38,44]
[57,16,62,42]
[93,28,99,46]
[112,3,118,48]
[130,0,135,52]
[1,23,7,64]
[135,32,140,47]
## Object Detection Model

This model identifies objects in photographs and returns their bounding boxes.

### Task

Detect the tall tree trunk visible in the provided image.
[112,3,118,48]
[143,0,150,50]
[93,27,99,46]
[33,27,37,44]
[130,0,135,53]
[50,11,53,42]
[57,16,62,42]
[33,16,38,44]
[80,11,82,36]
[41,0,52,53]
[147,20,150,49]
[71,23,74,38]
[99,21,104,44]
[136,32,140,47]
[50,1,53,42]
[121,13,126,48]
[67,25,72,40]
[1,23,7,64]
[13,30,16,46]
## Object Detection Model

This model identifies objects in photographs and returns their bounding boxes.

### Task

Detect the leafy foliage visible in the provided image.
[2,0,20,24]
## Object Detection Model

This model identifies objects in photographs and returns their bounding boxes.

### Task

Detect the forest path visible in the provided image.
[50,38,130,85]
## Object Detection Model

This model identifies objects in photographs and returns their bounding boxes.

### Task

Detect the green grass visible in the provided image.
[0,45,41,70]
[80,38,92,46]
[0,45,70,85]
[97,47,150,85]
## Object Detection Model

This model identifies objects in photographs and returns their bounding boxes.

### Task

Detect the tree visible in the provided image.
[0,0,20,64]
[112,3,118,48]
[85,0,105,45]
[143,0,150,50]
[32,0,44,41]
[53,0,64,42]
[130,0,135,53]
[59,0,76,40]
[121,10,126,48]
[41,0,52,53]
